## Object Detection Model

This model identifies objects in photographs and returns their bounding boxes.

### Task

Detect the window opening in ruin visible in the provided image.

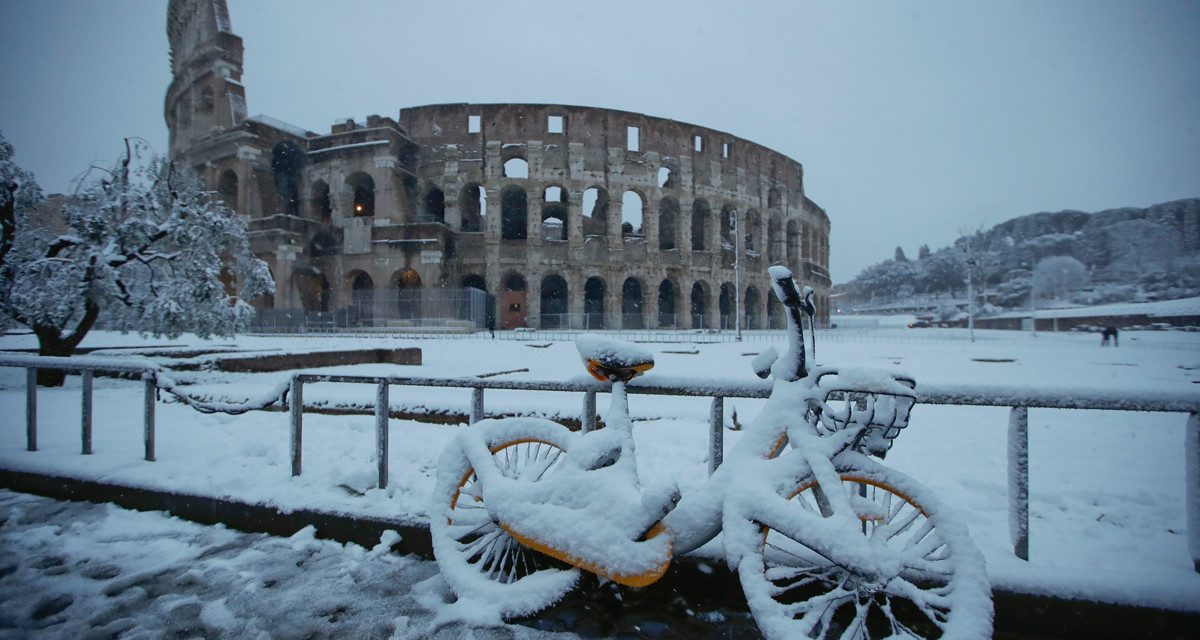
[768,186,782,209]
[657,167,672,189]
[584,277,605,329]
[350,271,375,326]
[424,186,445,223]
[540,275,568,328]
[504,273,526,291]
[582,187,608,236]
[311,181,332,222]
[460,184,485,232]
[690,282,708,329]
[719,282,735,330]
[461,275,486,292]
[500,186,528,240]
[621,191,643,238]
[503,157,529,178]
[722,142,730,159]
[217,169,238,208]
[396,269,423,320]
[468,115,481,133]
[721,204,736,249]
[787,220,800,269]
[398,269,422,288]
[768,214,782,262]
[659,197,678,251]
[626,126,639,152]
[692,199,709,251]
[657,280,676,327]
[621,278,644,329]
[346,172,375,217]
[744,209,759,252]
[541,186,568,241]
[271,141,305,217]
[694,135,703,152]
[547,115,563,134]
[745,286,761,330]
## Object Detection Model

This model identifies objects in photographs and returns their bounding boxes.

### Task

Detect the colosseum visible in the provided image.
[166,0,831,332]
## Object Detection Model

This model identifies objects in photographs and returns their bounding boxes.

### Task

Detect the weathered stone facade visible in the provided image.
[166,0,831,330]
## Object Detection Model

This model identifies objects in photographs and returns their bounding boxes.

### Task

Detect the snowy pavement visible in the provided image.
[1,329,1199,615]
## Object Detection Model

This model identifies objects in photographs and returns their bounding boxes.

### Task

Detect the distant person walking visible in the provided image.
[1100,326,1119,347]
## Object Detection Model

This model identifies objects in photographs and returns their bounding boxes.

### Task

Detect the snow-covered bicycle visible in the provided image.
[431,266,993,639]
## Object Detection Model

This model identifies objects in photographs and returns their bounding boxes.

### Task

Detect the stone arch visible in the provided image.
[691,199,710,251]
[584,276,606,329]
[621,277,644,329]
[501,272,528,329]
[719,281,735,330]
[540,274,569,328]
[311,180,332,222]
[541,185,568,241]
[768,185,782,209]
[658,197,679,251]
[461,274,486,291]
[744,208,760,252]
[459,183,485,232]
[346,172,375,217]
[582,186,609,236]
[297,272,331,313]
[768,213,783,263]
[745,286,761,330]
[502,157,529,179]
[787,219,800,268]
[309,231,336,258]
[721,204,737,248]
[347,270,374,326]
[690,281,710,329]
[657,279,678,327]
[217,169,238,208]
[622,190,645,238]
[500,185,528,240]
[271,141,305,216]
[392,268,422,321]
[423,185,445,223]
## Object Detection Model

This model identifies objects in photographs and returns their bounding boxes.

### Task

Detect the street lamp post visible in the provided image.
[732,208,742,341]
[966,258,976,343]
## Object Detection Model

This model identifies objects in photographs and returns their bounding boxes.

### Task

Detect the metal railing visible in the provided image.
[2,353,1198,572]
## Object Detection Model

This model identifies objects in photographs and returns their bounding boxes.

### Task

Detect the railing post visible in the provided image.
[25,368,37,452]
[709,396,725,475]
[471,387,484,424]
[143,372,156,462]
[582,391,597,433]
[1186,411,1199,573]
[290,377,303,476]
[1008,406,1029,561]
[376,381,389,489]
[81,370,93,455]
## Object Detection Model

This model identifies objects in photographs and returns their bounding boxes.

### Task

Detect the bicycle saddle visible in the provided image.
[576,335,654,383]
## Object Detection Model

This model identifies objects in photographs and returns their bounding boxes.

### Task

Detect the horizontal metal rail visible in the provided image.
[3,353,1199,573]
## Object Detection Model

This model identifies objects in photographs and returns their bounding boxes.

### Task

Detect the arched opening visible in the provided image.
[621,278,644,329]
[692,199,710,251]
[719,282,735,330]
[350,271,374,327]
[271,141,305,217]
[199,86,214,114]
[540,274,568,328]
[721,205,736,249]
[395,268,422,321]
[311,181,331,222]
[584,277,606,329]
[309,231,336,258]
[346,172,375,217]
[503,157,529,178]
[768,214,783,263]
[767,293,783,329]
[541,186,568,241]
[745,286,761,330]
[501,273,528,329]
[657,279,676,327]
[657,166,673,189]
[621,191,644,239]
[217,170,238,209]
[787,220,800,269]
[582,187,608,236]
[744,209,760,253]
[461,274,486,291]
[658,197,679,251]
[690,281,709,329]
[298,273,331,313]
[768,186,782,209]
[423,186,445,223]
[460,184,485,232]
[501,186,528,240]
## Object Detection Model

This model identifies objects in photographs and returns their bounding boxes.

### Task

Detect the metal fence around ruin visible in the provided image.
[249,286,488,334]
[2,353,1198,572]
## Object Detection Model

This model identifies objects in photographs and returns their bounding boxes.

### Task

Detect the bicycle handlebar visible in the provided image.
[768,266,816,381]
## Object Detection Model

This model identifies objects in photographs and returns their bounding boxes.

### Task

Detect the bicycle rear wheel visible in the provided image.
[734,457,992,639]
[430,418,580,618]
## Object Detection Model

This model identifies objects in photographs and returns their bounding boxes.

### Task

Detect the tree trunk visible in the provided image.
[34,329,73,386]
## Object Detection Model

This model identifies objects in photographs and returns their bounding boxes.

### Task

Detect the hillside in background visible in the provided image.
[835,198,1200,313]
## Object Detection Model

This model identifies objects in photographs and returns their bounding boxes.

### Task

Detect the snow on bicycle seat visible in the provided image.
[576,334,654,382]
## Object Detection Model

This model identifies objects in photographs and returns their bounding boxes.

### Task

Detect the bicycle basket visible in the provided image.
[804,368,916,456]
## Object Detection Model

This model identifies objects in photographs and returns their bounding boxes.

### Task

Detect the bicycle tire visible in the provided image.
[730,455,992,639]
[430,417,580,618]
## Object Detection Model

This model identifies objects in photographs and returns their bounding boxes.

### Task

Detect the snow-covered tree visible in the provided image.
[1033,255,1088,301]
[0,135,273,385]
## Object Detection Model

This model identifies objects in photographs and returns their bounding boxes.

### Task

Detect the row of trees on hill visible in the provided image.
[1,132,273,385]
[841,198,1200,310]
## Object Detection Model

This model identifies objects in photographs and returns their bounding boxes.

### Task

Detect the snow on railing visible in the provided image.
[2,354,1198,572]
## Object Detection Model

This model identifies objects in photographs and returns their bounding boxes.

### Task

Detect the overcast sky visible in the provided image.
[1,0,1197,282]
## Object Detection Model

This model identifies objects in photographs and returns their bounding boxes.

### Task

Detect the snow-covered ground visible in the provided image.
[1,328,1198,616]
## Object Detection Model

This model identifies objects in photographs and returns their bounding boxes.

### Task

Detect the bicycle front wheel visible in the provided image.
[430,417,580,618]
[735,457,992,639]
